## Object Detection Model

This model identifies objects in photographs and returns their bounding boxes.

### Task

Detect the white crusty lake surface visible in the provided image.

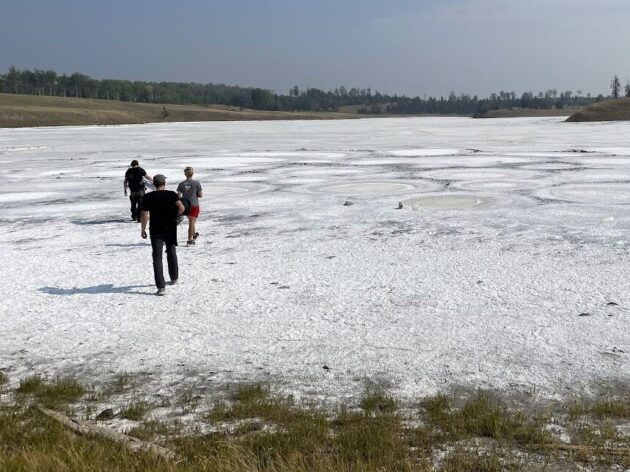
[1,117,630,401]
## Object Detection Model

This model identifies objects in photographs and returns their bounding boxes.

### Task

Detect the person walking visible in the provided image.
[141,174,184,296]
[124,160,153,222]
[177,167,203,245]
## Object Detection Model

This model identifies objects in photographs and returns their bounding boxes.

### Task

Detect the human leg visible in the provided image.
[187,216,197,242]
[187,206,200,243]
[165,242,179,282]
[151,237,166,289]
[135,194,144,222]
[129,195,137,220]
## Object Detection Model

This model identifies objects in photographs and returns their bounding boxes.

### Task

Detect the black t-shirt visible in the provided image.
[141,190,179,242]
[125,167,147,191]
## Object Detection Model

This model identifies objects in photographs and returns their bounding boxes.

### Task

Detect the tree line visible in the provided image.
[610,75,630,99]
[0,66,612,116]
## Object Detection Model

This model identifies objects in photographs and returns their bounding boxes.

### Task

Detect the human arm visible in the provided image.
[197,182,203,199]
[140,211,149,238]
[123,177,128,196]
[175,200,185,215]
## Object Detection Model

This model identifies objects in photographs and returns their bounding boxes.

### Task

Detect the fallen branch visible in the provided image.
[37,406,177,461]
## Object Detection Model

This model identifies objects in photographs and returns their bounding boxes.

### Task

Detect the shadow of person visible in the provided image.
[39,284,154,296]
[104,243,149,248]
[71,218,130,226]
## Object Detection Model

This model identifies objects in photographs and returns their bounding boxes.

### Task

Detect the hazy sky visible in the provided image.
[1,0,628,97]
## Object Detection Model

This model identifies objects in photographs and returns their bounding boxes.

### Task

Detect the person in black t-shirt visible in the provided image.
[124,160,153,222]
[141,174,184,296]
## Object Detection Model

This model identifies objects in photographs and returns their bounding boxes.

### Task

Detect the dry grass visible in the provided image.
[0,93,359,128]
[16,375,85,408]
[476,107,582,118]
[421,392,552,448]
[566,97,630,122]
[3,376,630,470]
[120,401,152,421]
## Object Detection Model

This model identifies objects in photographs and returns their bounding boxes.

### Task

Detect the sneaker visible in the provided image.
[156,288,166,296]
[187,240,195,246]
[193,232,199,240]
[168,279,178,286]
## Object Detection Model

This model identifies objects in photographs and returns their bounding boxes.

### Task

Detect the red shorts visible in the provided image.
[188,206,200,218]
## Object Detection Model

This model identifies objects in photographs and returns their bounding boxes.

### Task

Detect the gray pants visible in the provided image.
[151,236,178,289]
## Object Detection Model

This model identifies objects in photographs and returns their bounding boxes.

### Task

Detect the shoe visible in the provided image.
[193,232,199,240]
[131,216,137,221]
[169,279,178,286]
[156,288,166,296]
[187,240,195,246]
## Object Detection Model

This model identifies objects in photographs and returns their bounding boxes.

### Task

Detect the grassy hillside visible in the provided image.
[566,97,630,122]
[474,107,581,118]
[0,93,359,128]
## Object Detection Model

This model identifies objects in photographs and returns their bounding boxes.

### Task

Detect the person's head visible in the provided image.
[130,159,139,167]
[153,174,166,188]
[184,167,194,178]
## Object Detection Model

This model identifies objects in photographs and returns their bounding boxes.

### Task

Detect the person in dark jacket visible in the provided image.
[140,174,184,296]
[124,160,153,222]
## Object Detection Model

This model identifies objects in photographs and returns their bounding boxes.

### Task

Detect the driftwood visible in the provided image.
[38,406,177,461]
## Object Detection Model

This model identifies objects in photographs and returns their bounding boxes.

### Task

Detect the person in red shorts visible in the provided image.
[177,167,203,245]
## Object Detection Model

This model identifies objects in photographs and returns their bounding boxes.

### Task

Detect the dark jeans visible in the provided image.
[129,191,144,221]
[151,236,178,289]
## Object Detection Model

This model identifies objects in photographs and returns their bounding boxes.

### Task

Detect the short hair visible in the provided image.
[153,174,166,186]
[184,167,194,177]
[130,159,139,167]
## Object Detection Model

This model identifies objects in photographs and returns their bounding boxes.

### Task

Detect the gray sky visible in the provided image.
[1,0,628,97]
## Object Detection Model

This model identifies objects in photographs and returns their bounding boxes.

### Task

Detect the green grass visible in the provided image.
[3,377,630,471]
[0,371,8,386]
[591,399,630,419]
[120,401,152,421]
[421,392,551,447]
[0,406,169,471]
[128,419,174,442]
[17,375,45,395]
[16,376,85,407]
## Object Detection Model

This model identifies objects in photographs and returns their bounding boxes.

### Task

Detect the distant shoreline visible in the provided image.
[566,97,630,122]
[0,93,363,128]
[1,93,592,128]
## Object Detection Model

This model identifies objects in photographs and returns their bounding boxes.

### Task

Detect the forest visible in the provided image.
[0,66,602,116]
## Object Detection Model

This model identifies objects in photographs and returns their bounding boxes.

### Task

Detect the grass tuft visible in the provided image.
[0,371,8,386]
[37,378,85,407]
[128,419,173,442]
[591,399,630,419]
[17,375,45,395]
[110,373,134,394]
[360,390,397,415]
[120,401,151,421]
[440,451,506,472]
[422,392,551,447]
